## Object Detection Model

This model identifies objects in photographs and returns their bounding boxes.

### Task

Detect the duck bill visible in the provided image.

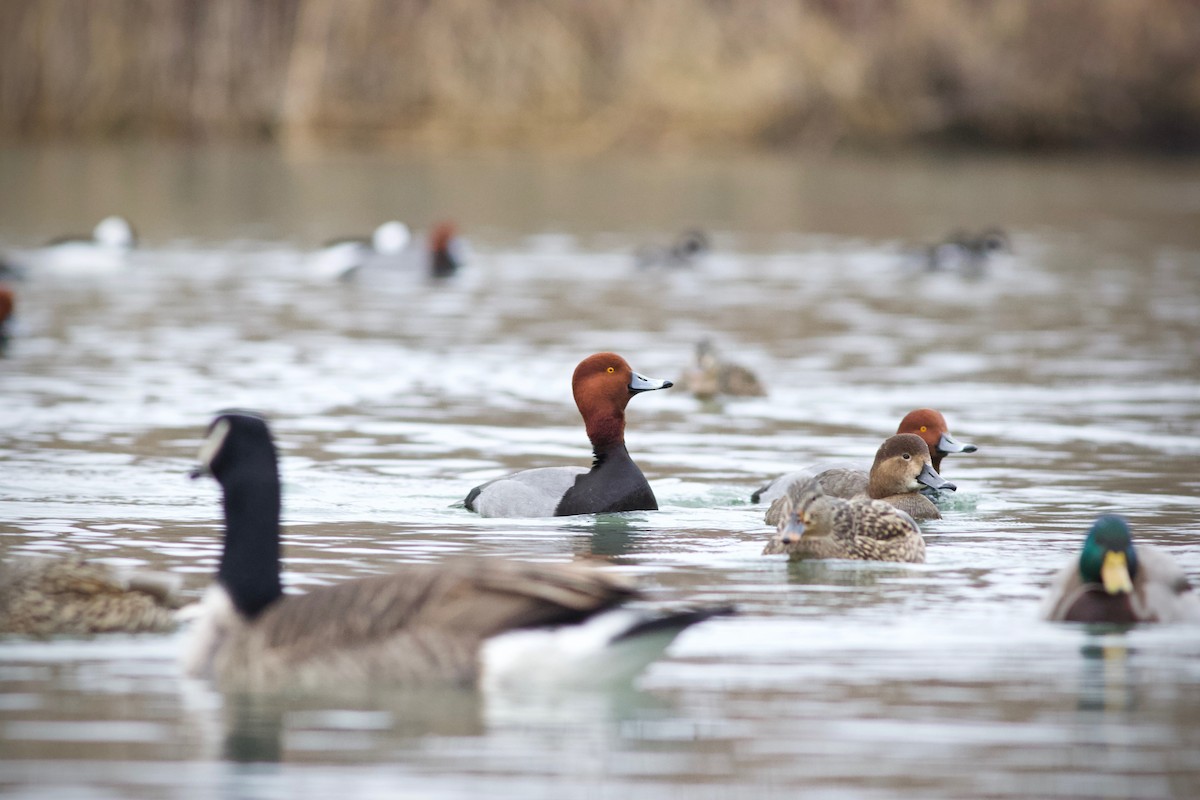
[778,516,806,545]
[629,372,673,394]
[917,462,956,492]
[1101,551,1134,595]
[937,432,978,456]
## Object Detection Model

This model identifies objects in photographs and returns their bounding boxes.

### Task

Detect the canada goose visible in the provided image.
[185,411,726,690]
[0,556,183,636]
[762,478,926,563]
[1041,515,1200,624]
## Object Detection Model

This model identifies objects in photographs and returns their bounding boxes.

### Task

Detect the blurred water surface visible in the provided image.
[1,145,1199,799]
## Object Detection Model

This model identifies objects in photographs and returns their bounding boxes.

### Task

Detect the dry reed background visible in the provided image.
[2,0,1199,152]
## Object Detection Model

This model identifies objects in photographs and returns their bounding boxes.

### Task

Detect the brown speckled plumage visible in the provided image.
[0,556,183,636]
[763,479,926,563]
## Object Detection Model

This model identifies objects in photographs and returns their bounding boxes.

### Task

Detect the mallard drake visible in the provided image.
[186,411,725,690]
[0,556,183,636]
[762,434,953,525]
[1041,516,1200,624]
[762,478,926,563]
[679,339,765,400]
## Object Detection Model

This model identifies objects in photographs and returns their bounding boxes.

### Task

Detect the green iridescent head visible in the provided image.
[1079,515,1138,595]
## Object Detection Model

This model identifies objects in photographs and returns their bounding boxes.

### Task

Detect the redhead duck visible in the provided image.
[0,555,184,636]
[0,282,13,349]
[465,353,673,517]
[752,409,973,507]
[1041,516,1200,624]
[924,228,1010,276]
[635,229,710,270]
[312,220,466,282]
[762,434,952,525]
[763,478,925,563]
[679,339,765,400]
[185,411,725,690]
[896,408,977,476]
[428,220,464,279]
[31,216,137,272]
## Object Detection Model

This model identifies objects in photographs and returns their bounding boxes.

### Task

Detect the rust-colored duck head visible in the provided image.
[571,352,672,454]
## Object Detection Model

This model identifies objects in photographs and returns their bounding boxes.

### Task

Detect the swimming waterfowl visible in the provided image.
[924,228,1010,276]
[752,410,972,508]
[465,353,672,517]
[679,339,765,400]
[0,282,13,349]
[896,408,977,475]
[185,411,724,690]
[311,220,466,281]
[762,478,926,563]
[308,221,412,281]
[635,229,710,270]
[0,556,184,637]
[761,434,952,525]
[1041,516,1200,624]
[30,216,137,272]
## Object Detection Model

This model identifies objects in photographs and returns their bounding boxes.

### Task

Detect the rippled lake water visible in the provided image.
[2,145,1199,799]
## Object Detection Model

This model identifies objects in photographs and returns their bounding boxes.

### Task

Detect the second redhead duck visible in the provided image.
[762,434,953,525]
[465,353,673,517]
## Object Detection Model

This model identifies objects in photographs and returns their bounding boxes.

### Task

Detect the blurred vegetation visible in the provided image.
[2,0,1199,153]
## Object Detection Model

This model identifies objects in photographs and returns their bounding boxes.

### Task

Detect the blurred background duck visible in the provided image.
[0,555,184,637]
[309,219,466,282]
[23,215,137,273]
[186,411,727,691]
[0,281,14,352]
[762,478,926,563]
[634,228,710,270]
[1041,516,1200,624]
[922,228,1011,277]
[678,339,765,400]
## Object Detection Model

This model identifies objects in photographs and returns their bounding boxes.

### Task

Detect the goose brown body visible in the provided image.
[763,479,926,563]
[0,556,183,636]
[186,558,638,690]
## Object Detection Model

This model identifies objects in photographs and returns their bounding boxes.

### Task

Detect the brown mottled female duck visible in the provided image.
[763,478,926,563]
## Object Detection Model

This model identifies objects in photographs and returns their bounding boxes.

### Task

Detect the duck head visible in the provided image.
[429,220,463,278]
[371,221,411,255]
[572,353,671,454]
[771,478,836,549]
[897,408,977,473]
[191,411,283,619]
[1079,515,1137,595]
[868,433,955,499]
[93,216,136,250]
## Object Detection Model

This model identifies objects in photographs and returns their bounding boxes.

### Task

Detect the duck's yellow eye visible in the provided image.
[920,426,927,432]
[606,366,615,374]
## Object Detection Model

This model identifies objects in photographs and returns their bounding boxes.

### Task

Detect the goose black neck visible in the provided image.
[216,460,283,620]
